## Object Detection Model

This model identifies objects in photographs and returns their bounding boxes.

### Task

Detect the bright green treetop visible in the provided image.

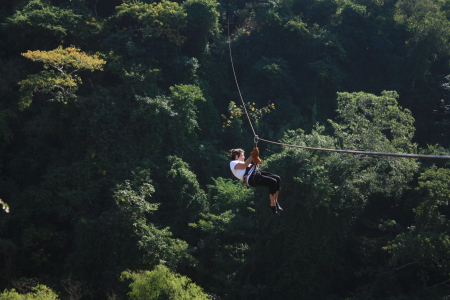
[19,46,106,110]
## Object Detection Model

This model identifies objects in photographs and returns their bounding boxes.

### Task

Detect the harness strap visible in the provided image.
[242,164,257,188]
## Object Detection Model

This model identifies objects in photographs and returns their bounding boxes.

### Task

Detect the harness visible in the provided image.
[242,163,258,188]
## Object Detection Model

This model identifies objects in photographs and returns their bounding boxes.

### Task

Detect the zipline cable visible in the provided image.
[227,21,450,161]
[257,137,450,160]
[227,19,257,137]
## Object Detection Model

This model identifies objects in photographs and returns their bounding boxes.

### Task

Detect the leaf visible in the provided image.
[0,199,9,213]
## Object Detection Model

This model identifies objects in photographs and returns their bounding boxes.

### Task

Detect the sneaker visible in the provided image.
[269,206,280,216]
[276,202,283,211]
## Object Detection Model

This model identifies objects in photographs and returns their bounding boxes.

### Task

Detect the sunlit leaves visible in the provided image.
[222,101,275,129]
[19,46,105,109]
[114,180,157,219]
[0,199,9,213]
[190,210,235,233]
[384,231,450,272]
[22,46,106,73]
[0,284,59,300]
[114,1,187,45]
[140,1,187,45]
[5,0,81,37]
[394,0,450,48]
[331,90,416,152]
[329,91,419,195]
[169,84,205,133]
[206,177,253,211]
[137,223,193,268]
[121,265,209,300]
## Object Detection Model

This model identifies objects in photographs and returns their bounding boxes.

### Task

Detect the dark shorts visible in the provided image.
[249,170,281,195]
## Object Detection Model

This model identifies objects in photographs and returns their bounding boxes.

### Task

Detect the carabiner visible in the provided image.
[254,135,259,145]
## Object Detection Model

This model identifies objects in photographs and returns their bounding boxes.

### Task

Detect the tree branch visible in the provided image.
[396,262,416,271]
[427,278,450,290]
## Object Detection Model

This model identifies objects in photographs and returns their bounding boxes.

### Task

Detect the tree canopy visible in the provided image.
[0,0,450,299]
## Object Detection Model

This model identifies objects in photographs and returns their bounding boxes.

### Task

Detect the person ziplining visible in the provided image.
[228,146,282,216]
[225,19,450,218]
[226,21,450,162]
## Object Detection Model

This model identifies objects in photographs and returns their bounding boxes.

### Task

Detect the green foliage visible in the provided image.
[183,0,219,36]
[169,84,205,133]
[330,91,419,196]
[69,168,193,292]
[331,91,416,152]
[207,177,252,211]
[22,46,105,71]
[131,84,205,152]
[394,0,450,84]
[5,0,79,35]
[18,70,79,108]
[0,285,59,300]
[384,168,450,287]
[113,168,194,269]
[114,170,158,219]
[395,0,450,49]
[19,46,105,109]
[3,0,83,50]
[183,0,220,54]
[0,239,15,287]
[2,0,450,299]
[121,265,209,300]
[415,167,450,228]
[189,177,256,297]
[137,223,193,269]
[0,199,8,213]
[252,56,292,99]
[246,91,424,297]
[222,100,275,132]
[112,1,187,45]
[140,0,188,45]
[158,156,208,234]
[252,131,351,299]
[0,110,14,171]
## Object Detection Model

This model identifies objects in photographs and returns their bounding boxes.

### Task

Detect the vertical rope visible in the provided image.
[227,19,257,137]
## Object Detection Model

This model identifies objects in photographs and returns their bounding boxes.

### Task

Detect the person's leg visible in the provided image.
[250,173,279,212]
[260,171,281,192]
[274,190,282,211]
[260,171,282,209]
[253,175,277,195]
[269,193,276,206]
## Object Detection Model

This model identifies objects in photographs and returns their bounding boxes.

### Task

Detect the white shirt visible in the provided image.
[230,160,254,183]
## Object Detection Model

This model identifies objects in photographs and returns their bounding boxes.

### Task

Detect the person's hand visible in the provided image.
[251,147,259,158]
[251,147,262,164]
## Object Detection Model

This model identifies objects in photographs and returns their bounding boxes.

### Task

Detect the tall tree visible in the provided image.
[19,45,106,110]
[121,265,209,300]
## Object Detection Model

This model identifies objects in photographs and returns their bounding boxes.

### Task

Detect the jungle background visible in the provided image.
[1,0,450,299]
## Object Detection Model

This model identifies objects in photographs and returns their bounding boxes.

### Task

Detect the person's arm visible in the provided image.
[234,155,253,169]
